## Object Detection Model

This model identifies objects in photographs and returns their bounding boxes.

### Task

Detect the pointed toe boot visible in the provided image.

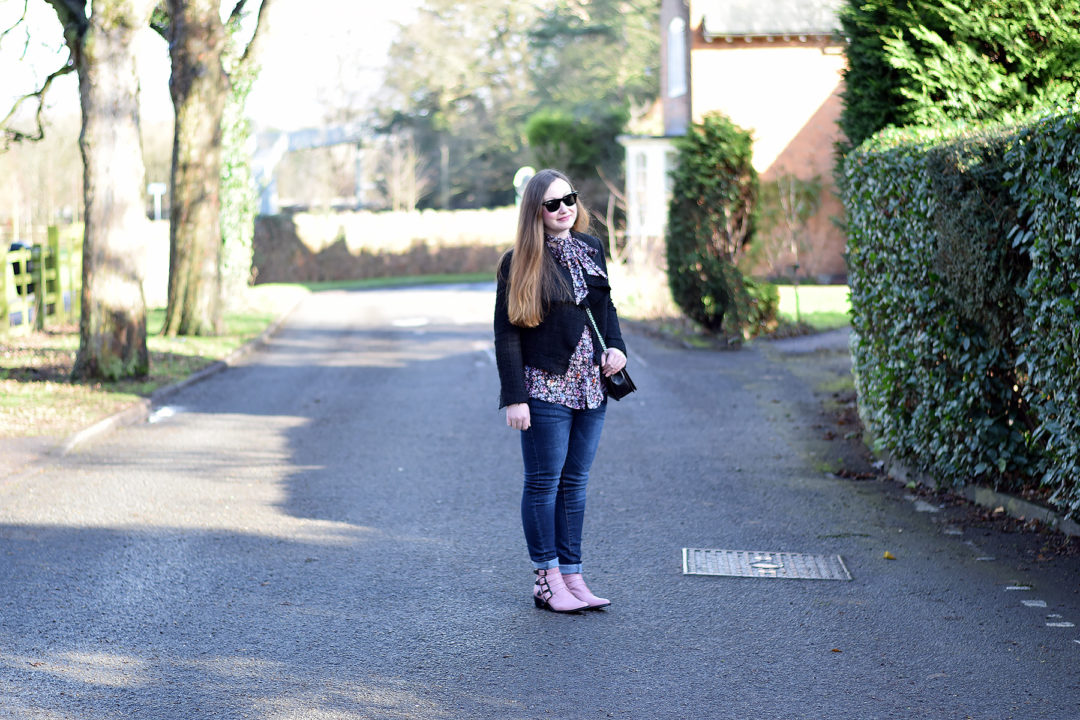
[562,573,610,610]
[533,568,588,613]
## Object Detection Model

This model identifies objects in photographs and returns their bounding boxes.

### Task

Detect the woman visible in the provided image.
[494,169,628,613]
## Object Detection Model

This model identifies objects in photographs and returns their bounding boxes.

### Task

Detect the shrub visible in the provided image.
[524,107,627,214]
[1008,110,1080,517]
[666,112,772,336]
[842,122,1034,492]
[837,0,918,153]
[742,278,780,338]
[841,108,1080,519]
[838,0,1080,154]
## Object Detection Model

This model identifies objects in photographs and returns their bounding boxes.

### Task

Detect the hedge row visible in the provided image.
[840,109,1080,519]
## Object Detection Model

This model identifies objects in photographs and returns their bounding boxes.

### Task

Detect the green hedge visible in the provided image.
[1010,111,1080,515]
[840,109,1080,519]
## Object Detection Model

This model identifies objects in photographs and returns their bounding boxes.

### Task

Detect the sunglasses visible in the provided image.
[541,192,578,213]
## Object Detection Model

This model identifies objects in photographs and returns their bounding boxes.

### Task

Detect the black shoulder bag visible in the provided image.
[584,306,637,401]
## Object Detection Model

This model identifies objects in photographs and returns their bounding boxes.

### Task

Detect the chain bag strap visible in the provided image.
[584,306,637,401]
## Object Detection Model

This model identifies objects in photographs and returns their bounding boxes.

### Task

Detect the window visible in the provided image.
[667,18,687,98]
[633,150,648,233]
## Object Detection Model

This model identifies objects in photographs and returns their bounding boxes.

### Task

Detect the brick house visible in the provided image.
[621,0,848,281]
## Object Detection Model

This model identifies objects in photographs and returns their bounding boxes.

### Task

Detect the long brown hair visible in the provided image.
[503,169,590,327]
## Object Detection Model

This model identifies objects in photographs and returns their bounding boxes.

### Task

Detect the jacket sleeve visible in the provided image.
[493,253,529,408]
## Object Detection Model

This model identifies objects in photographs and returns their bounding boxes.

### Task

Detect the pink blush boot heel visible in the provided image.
[533,568,588,613]
[562,573,610,610]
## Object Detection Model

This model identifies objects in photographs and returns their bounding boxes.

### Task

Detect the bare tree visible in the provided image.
[0,113,82,229]
[0,0,75,151]
[377,132,433,212]
[1,0,161,379]
[757,171,823,322]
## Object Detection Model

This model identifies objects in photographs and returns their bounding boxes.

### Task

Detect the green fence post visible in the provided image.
[0,248,8,339]
[48,226,61,327]
[33,244,45,331]
[46,228,61,327]
[68,225,83,324]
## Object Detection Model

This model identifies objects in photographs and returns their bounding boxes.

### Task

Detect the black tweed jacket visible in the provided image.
[494,232,627,408]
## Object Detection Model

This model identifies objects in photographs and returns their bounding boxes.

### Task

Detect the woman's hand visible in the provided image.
[601,348,626,377]
[506,403,531,431]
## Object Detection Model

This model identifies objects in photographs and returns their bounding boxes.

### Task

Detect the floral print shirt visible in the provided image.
[524,234,608,409]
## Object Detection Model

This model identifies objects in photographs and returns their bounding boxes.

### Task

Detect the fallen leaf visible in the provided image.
[831,648,842,653]
[883,551,896,560]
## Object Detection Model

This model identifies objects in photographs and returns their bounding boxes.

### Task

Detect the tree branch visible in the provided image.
[0,0,30,56]
[42,0,88,37]
[0,60,76,151]
[228,0,249,26]
[150,2,170,39]
[237,0,272,70]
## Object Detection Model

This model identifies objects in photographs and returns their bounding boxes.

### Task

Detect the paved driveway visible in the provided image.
[1,285,1077,719]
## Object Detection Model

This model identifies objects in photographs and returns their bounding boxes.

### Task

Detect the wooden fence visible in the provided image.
[1,225,83,338]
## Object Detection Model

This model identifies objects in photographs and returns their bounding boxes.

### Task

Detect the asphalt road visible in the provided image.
[1,284,1078,719]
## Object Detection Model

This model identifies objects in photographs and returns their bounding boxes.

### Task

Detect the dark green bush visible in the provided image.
[838,0,1080,154]
[1008,110,1080,517]
[836,0,918,153]
[926,136,1027,349]
[845,126,1019,490]
[841,108,1080,519]
[741,278,780,338]
[666,112,772,336]
[524,107,627,208]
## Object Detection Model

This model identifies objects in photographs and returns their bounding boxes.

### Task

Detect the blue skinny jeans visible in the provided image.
[519,398,606,573]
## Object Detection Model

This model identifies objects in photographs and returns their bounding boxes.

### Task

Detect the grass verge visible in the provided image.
[627,284,851,347]
[0,284,309,439]
[1,274,502,440]
[777,285,851,330]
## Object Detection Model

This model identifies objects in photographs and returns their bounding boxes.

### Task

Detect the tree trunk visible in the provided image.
[164,0,229,336]
[70,3,153,380]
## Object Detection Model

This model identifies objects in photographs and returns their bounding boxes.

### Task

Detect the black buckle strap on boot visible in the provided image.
[534,569,553,602]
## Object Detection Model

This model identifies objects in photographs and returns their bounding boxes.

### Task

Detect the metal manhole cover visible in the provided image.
[682,548,852,581]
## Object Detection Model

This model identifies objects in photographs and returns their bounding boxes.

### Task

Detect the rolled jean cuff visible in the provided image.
[559,563,582,575]
[532,558,559,571]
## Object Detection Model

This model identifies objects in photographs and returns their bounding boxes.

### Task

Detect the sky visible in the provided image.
[246,0,422,129]
[0,0,421,131]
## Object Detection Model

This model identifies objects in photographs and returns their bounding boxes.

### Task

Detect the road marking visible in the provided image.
[392,317,429,327]
[148,406,182,424]
[1005,585,1032,591]
[475,342,496,365]
[1021,600,1047,608]
[1047,622,1075,628]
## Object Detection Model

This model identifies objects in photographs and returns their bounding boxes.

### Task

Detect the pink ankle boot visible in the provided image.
[562,573,610,609]
[533,568,588,613]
